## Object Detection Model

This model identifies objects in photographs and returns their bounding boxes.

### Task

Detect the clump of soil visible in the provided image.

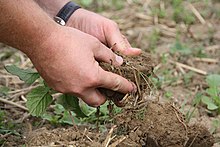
[115,102,214,147]
[26,51,214,146]
[99,51,156,106]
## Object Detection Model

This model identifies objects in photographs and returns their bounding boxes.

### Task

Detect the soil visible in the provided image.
[26,102,214,147]
[99,51,156,106]
[115,102,214,147]
[25,51,214,147]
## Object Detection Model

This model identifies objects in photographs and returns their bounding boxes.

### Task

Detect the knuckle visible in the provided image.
[109,20,118,28]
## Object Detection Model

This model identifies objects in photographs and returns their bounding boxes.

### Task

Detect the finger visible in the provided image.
[105,26,141,56]
[98,67,135,94]
[81,88,106,107]
[93,42,124,66]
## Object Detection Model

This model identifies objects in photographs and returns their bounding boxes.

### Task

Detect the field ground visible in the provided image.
[0,0,220,146]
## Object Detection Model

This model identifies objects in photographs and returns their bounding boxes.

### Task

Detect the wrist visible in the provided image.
[25,22,60,58]
[35,0,69,18]
[66,8,85,27]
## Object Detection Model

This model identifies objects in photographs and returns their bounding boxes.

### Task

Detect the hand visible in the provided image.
[28,26,135,107]
[68,9,141,56]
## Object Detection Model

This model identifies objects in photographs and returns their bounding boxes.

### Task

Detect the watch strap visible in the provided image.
[54,1,81,26]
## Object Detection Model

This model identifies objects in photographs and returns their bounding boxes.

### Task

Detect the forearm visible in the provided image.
[34,0,69,18]
[0,0,58,56]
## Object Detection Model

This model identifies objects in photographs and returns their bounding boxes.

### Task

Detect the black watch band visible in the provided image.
[54,1,81,26]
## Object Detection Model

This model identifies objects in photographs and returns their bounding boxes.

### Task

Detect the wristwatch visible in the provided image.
[54,1,81,26]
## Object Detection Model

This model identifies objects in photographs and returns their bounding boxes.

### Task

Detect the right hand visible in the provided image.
[28,26,135,107]
[68,9,141,56]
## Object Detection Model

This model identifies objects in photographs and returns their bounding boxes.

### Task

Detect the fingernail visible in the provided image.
[116,55,123,65]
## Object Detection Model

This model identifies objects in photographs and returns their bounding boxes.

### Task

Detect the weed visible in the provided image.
[170,40,192,55]
[210,119,220,134]
[148,29,160,52]
[170,40,207,57]
[135,108,146,120]
[0,110,20,146]
[171,0,195,24]
[152,8,166,18]
[185,93,202,122]
[0,86,9,96]
[75,0,124,11]
[150,76,163,89]
[183,72,194,86]
[164,91,173,100]
[201,74,220,113]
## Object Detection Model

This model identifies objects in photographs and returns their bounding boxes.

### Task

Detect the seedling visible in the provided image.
[0,110,20,146]
[148,29,160,52]
[210,119,220,134]
[171,0,195,24]
[201,74,220,113]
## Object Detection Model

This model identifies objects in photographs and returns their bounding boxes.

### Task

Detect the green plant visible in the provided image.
[75,0,124,11]
[4,65,120,126]
[183,72,194,86]
[164,91,173,99]
[201,74,220,113]
[185,93,202,122]
[148,29,160,52]
[170,40,192,55]
[0,86,9,96]
[170,41,207,58]
[152,7,166,18]
[210,119,220,134]
[0,110,20,146]
[172,0,195,24]
[135,108,146,120]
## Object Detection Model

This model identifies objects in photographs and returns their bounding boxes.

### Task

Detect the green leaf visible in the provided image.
[80,103,96,116]
[192,92,202,106]
[57,94,87,118]
[201,96,218,110]
[59,111,80,125]
[54,103,65,115]
[206,74,220,87]
[170,41,192,55]
[26,86,53,116]
[206,87,218,98]
[0,86,10,96]
[5,65,40,84]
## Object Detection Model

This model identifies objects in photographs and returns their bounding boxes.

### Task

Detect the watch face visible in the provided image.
[54,16,66,26]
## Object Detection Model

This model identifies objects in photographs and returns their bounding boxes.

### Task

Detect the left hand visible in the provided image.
[67,9,141,56]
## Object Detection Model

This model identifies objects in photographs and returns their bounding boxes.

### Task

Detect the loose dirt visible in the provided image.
[26,51,214,146]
